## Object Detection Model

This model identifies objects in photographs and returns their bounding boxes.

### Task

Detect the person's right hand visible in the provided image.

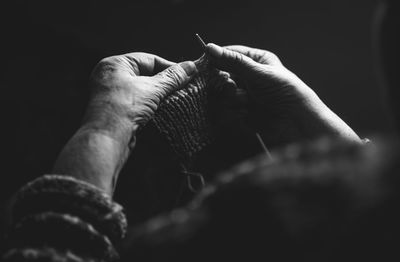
[206,44,361,148]
[53,53,197,195]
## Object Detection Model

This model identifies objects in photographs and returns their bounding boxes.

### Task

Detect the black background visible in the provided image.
[0,0,394,236]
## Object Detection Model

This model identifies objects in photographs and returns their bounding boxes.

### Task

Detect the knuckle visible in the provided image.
[97,56,120,67]
[93,56,121,76]
[263,51,281,65]
[91,57,118,82]
[125,52,145,57]
[267,51,280,61]
[162,66,185,86]
[228,50,244,64]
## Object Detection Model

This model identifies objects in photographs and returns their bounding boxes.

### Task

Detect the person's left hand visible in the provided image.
[206,44,361,147]
[84,52,198,140]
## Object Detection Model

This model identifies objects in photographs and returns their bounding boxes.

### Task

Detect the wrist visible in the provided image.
[53,128,132,196]
[82,98,138,148]
[53,99,139,196]
[293,93,361,143]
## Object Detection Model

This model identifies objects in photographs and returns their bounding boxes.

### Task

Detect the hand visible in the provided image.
[206,44,361,147]
[85,52,198,140]
[53,53,197,195]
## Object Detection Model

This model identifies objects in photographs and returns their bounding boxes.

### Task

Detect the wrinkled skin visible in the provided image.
[206,44,361,148]
[54,53,197,195]
[87,53,197,131]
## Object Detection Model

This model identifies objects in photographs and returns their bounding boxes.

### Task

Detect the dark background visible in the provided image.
[0,0,394,236]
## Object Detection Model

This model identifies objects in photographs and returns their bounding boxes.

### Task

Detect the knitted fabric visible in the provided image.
[3,248,96,262]
[152,57,230,165]
[12,175,127,244]
[8,212,118,261]
[3,175,127,262]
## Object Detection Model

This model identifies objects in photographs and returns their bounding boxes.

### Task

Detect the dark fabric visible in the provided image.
[152,56,231,166]
[122,138,400,262]
[3,175,127,262]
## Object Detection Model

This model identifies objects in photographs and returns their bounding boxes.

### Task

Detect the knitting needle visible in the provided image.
[195,33,207,50]
[193,34,272,160]
[256,133,273,160]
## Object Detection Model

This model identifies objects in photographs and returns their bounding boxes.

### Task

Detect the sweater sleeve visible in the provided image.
[2,175,127,262]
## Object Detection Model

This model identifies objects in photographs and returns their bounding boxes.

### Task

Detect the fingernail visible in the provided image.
[206,43,223,58]
[179,61,198,77]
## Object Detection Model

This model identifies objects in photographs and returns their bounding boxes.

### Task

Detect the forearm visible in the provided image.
[53,101,137,196]
[304,104,361,143]
[257,87,361,147]
[295,88,361,143]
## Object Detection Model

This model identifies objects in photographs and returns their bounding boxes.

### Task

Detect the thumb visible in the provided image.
[206,43,260,78]
[153,61,198,94]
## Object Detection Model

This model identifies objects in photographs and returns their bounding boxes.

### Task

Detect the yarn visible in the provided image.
[152,56,231,166]
[4,175,127,262]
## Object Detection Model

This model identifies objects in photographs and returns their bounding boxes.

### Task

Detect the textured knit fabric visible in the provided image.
[121,138,400,262]
[152,56,231,165]
[3,175,127,262]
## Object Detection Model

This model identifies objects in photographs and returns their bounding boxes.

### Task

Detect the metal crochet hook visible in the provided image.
[194,33,272,160]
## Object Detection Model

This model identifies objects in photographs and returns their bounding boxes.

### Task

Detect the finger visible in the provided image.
[224,45,264,60]
[123,52,176,76]
[224,45,281,65]
[205,43,261,78]
[153,61,198,94]
[218,80,249,109]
